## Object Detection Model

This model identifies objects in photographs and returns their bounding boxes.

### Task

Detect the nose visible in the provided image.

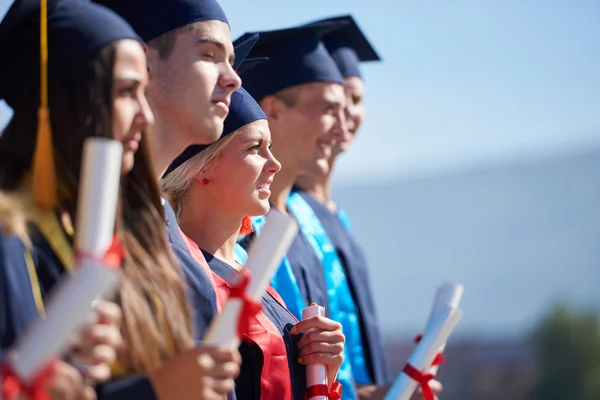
[265,150,282,174]
[137,93,155,129]
[219,62,242,95]
[345,105,357,134]
[330,109,349,144]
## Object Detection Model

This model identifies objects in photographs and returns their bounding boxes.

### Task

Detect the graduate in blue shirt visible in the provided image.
[295,14,392,388]
[294,15,443,400]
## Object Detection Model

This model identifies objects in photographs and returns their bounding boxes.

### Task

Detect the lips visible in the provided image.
[212,97,231,108]
[257,178,273,191]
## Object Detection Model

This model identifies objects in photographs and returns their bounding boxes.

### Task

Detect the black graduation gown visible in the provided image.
[296,189,391,385]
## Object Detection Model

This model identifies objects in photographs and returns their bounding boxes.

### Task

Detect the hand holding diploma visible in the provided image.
[1,138,124,399]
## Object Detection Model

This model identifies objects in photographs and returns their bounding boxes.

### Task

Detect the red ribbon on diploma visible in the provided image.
[228,268,262,340]
[74,235,124,269]
[305,381,343,399]
[0,358,57,400]
[402,364,435,400]
[414,334,446,367]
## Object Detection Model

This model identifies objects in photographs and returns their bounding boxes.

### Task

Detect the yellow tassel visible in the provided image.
[32,0,57,209]
[32,106,57,209]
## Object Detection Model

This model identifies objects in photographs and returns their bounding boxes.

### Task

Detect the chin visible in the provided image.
[250,199,271,216]
[197,117,223,144]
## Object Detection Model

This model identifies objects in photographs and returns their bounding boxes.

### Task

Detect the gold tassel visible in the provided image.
[32,106,56,209]
[32,0,57,209]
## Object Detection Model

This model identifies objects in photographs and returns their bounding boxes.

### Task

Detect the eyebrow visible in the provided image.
[196,36,235,65]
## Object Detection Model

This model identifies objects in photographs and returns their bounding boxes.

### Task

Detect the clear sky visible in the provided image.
[2,0,599,181]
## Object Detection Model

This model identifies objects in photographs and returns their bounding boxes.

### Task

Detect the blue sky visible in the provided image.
[2,0,599,182]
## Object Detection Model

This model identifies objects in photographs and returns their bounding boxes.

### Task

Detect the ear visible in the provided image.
[260,96,286,124]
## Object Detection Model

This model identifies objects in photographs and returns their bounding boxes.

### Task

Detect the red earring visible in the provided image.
[202,178,209,185]
[239,216,255,235]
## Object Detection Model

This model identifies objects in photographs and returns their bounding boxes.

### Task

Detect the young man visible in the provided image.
[235,22,359,399]
[295,14,391,389]
[98,0,255,398]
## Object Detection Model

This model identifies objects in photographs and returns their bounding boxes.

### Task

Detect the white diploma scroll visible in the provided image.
[426,282,463,376]
[6,138,123,382]
[302,303,328,400]
[203,209,298,347]
[384,304,463,400]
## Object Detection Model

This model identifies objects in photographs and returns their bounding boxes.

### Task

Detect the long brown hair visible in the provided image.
[0,42,192,373]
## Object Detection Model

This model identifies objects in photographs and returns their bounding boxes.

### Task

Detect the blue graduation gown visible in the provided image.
[295,189,391,385]
[0,233,44,351]
[25,218,159,399]
[203,251,306,400]
[163,200,218,339]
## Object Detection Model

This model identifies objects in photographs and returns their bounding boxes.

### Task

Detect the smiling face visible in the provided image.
[267,82,348,176]
[333,76,365,155]
[145,20,242,146]
[198,119,281,217]
[112,39,154,174]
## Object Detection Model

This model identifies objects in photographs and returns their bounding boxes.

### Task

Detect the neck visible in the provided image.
[270,161,300,213]
[178,194,241,268]
[295,156,338,211]
[148,118,189,181]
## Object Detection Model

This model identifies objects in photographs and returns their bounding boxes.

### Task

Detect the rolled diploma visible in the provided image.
[426,282,463,376]
[302,304,327,400]
[8,138,123,381]
[203,208,298,346]
[384,304,463,400]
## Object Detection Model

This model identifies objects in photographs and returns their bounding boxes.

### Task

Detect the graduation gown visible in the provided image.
[23,209,159,400]
[163,200,219,339]
[203,251,306,400]
[0,232,44,352]
[239,209,329,318]
[296,189,391,385]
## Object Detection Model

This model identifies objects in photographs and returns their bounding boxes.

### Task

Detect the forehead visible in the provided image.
[114,39,147,71]
[296,82,346,104]
[185,20,233,51]
[235,119,271,140]
[343,76,364,94]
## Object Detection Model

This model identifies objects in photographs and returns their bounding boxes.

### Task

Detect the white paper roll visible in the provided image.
[6,138,123,382]
[203,209,298,346]
[11,261,120,379]
[74,138,123,256]
[426,282,464,376]
[384,304,463,400]
[302,303,327,400]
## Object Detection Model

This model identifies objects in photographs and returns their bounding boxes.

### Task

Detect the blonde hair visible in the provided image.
[0,192,29,245]
[161,132,238,218]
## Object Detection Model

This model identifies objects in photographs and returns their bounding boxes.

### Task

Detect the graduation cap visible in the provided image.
[0,0,140,209]
[164,86,266,176]
[234,21,348,102]
[100,0,228,42]
[304,15,381,79]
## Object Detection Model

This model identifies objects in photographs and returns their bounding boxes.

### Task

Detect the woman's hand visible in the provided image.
[66,300,123,383]
[292,315,345,388]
